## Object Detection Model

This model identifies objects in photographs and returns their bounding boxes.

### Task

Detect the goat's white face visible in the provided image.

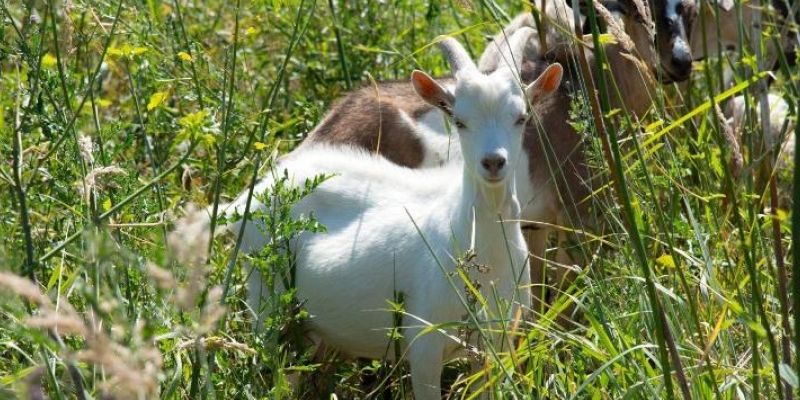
[412,63,563,186]
[450,69,527,185]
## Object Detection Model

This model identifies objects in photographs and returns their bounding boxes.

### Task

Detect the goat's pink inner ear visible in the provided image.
[540,64,563,93]
[411,70,454,111]
[411,70,440,101]
[526,63,563,102]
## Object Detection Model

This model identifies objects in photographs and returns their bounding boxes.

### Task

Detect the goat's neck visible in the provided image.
[450,169,522,268]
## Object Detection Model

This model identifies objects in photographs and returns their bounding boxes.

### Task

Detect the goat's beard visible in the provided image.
[478,179,519,217]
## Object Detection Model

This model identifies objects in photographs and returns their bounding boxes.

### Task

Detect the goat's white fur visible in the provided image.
[238,143,529,399]
[411,89,463,167]
[176,29,562,399]
[726,93,796,170]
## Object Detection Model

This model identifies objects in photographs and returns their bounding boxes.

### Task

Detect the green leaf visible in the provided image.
[0,365,39,385]
[107,43,149,59]
[46,263,62,291]
[746,320,767,338]
[283,364,321,373]
[179,109,210,129]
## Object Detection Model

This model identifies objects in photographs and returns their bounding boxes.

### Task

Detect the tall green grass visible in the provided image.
[0,0,798,398]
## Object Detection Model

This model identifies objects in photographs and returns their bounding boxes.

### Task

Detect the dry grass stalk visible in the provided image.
[619,51,658,86]
[146,261,176,290]
[2,270,163,400]
[75,334,162,400]
[177,336,256,355]
[78,166,126,202]
[198,285,226,333]
[593,0,636,52]
[77,134,94,165]
[175,264,208,311]
[25,366,46,400]
[167,204,211,267]
[26,312,88,336]
[0,272,52,307]
[716,103,744,178]
[631,0,656,40]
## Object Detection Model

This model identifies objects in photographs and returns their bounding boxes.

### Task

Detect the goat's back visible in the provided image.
[305,81,440,168]
[240,145,491,360]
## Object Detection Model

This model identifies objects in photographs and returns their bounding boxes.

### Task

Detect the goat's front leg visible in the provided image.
[551,229,583,328]
[407,332,445,400]
[468,354,491,400]
[522,227,548,317]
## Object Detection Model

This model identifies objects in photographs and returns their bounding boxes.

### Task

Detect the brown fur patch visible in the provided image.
[520,59,591,227]
[599,41,656,117]
[306,80,447,168]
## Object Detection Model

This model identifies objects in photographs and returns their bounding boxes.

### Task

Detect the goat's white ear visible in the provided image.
[411,70,455,114]
[525,63,563,104]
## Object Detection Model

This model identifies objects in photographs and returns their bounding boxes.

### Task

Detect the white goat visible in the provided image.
[207,31,563,398]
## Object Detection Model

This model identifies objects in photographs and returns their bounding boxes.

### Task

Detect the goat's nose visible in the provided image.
[672,55,692,77]
[481,155,506,175]
[670,41,693,79]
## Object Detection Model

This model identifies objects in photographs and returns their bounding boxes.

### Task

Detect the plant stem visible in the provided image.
[327,0,352,90]
[793,99,800,398]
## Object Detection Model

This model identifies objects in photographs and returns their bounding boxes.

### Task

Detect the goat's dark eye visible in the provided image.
[515,115,527,126]
[454,120,466,129]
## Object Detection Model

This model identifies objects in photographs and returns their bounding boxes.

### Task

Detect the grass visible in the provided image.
[0,0,799,398]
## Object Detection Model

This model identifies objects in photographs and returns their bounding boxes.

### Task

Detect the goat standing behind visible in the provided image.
[689,0,798,68]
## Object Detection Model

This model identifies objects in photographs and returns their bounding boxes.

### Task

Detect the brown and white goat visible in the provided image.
[481,9,658,117]
[478,0,578,72]
[482,1,698,83]
[590,0,696,82]
[482,0,701,114]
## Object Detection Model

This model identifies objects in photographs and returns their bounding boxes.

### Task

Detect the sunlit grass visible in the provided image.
[0,0,798,399]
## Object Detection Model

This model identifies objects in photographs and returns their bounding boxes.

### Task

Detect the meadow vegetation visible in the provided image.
[1,0,799,398]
